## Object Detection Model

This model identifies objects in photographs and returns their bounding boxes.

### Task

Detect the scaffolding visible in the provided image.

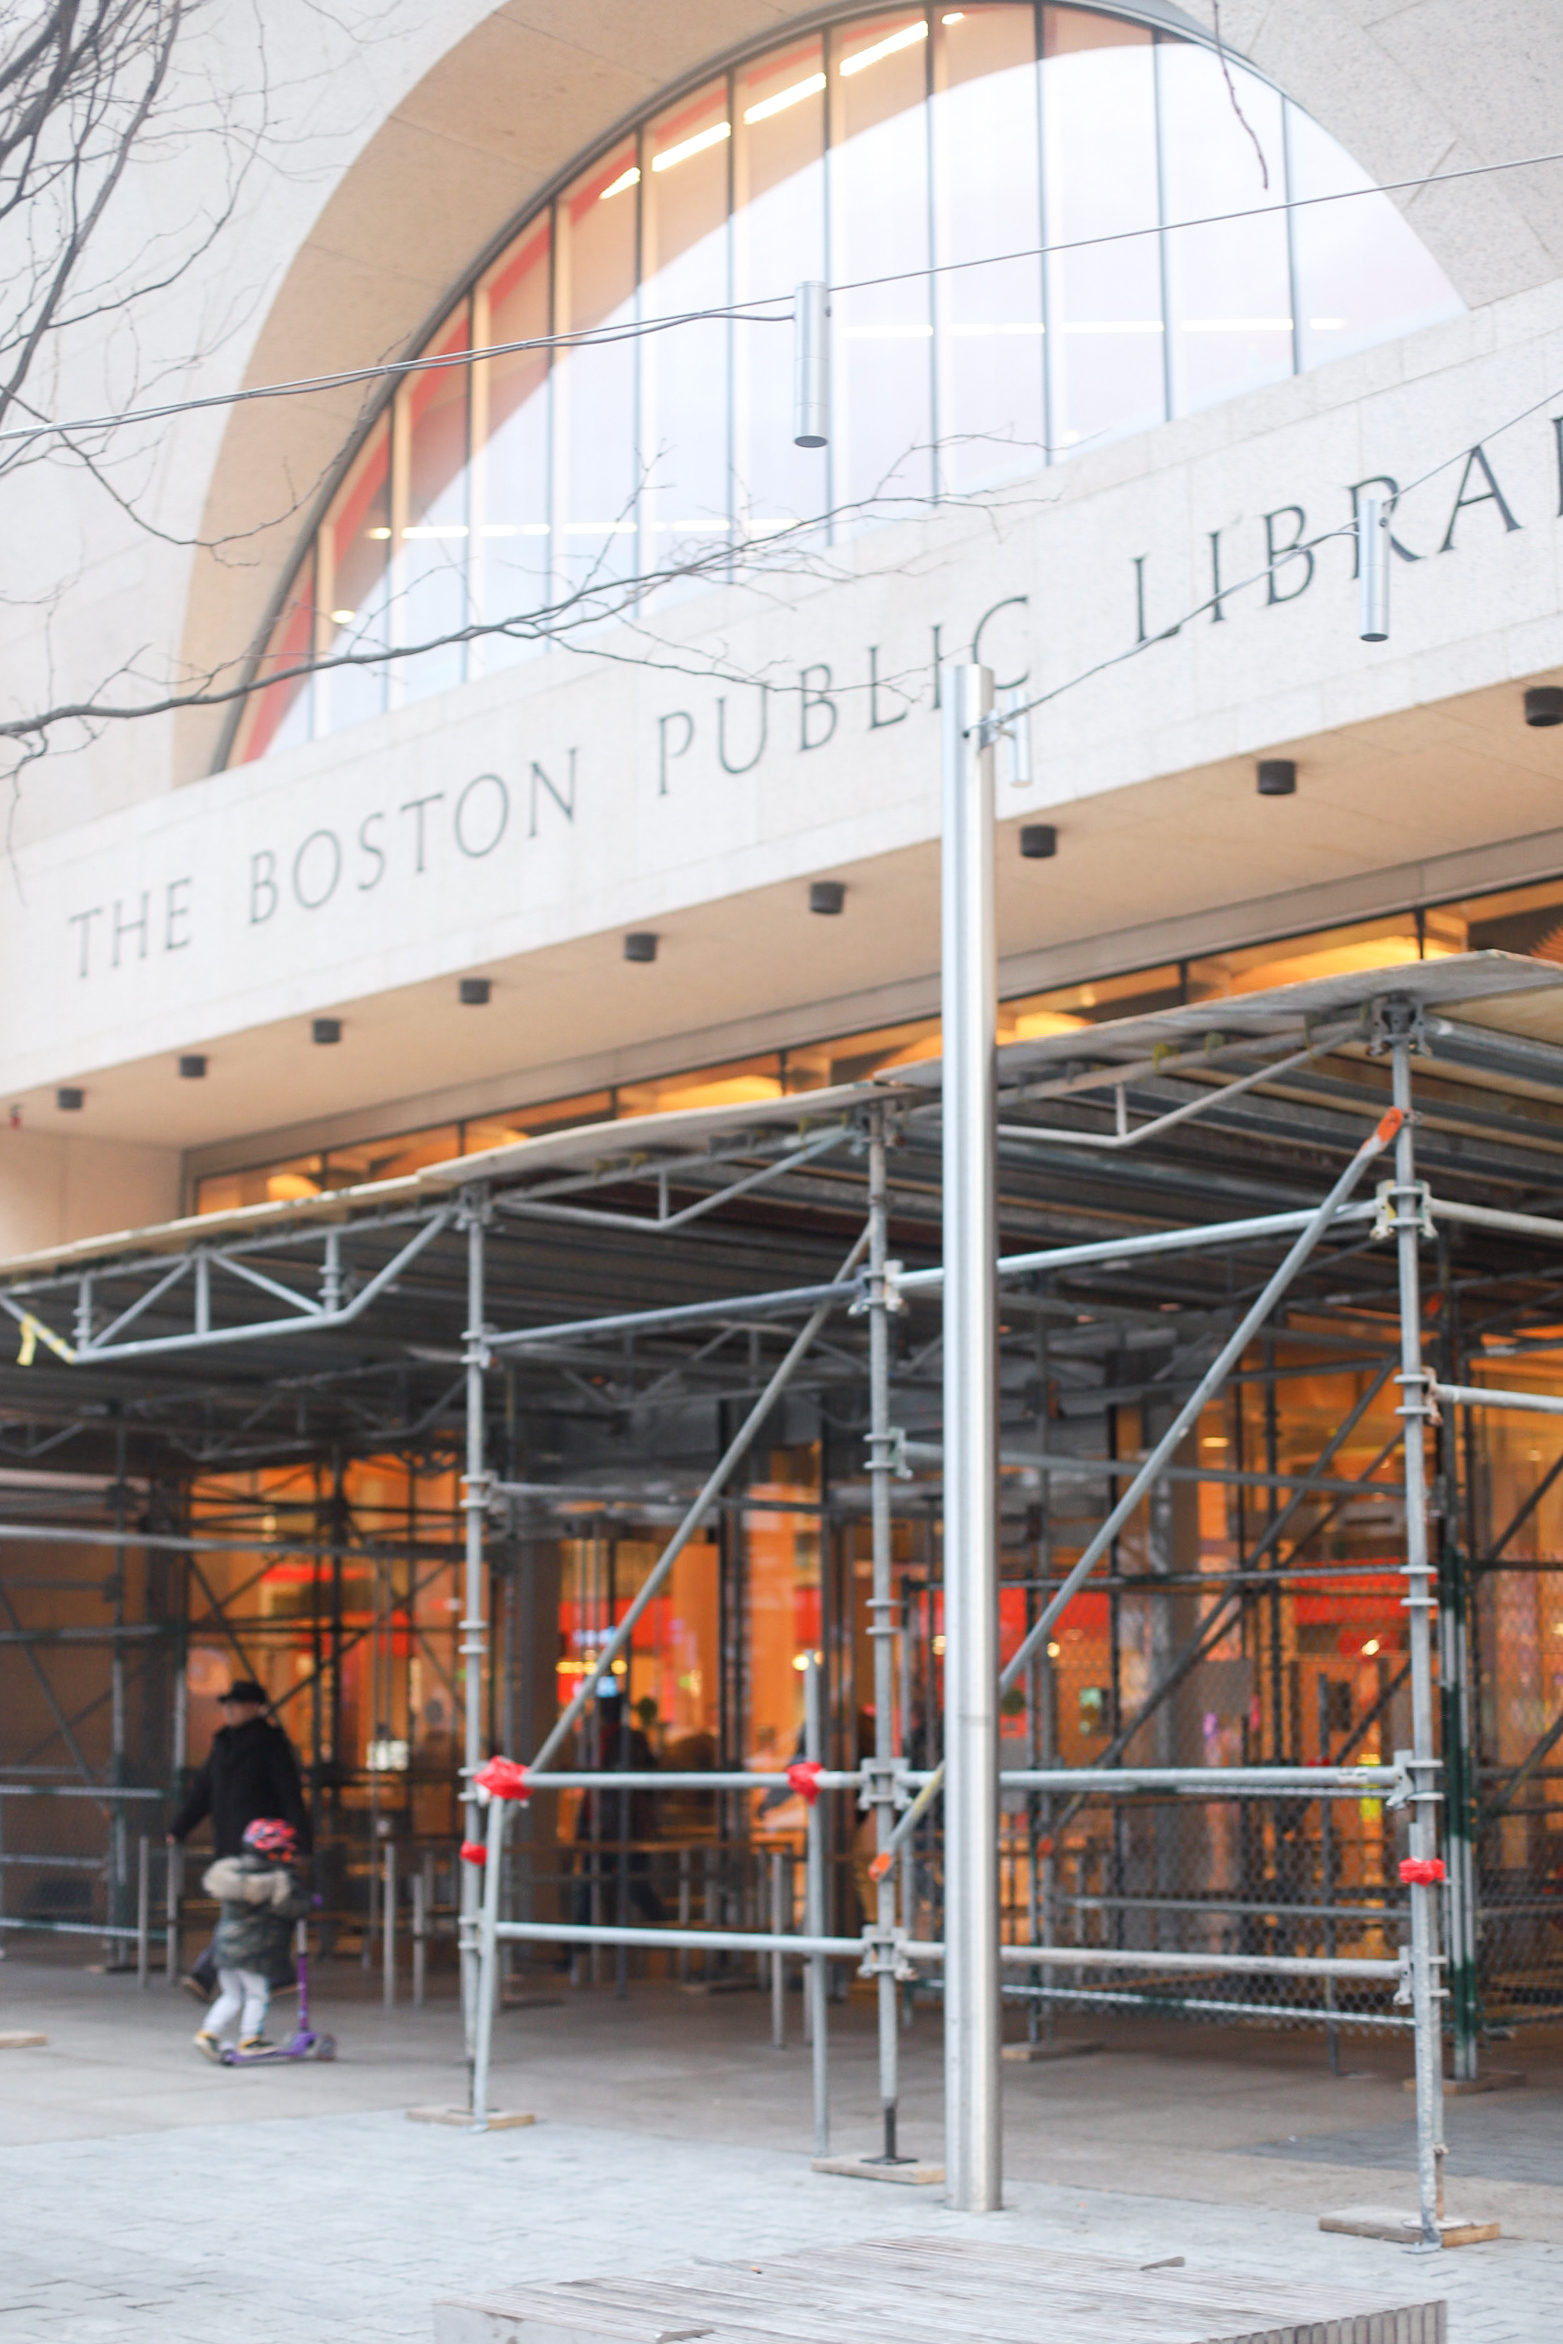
[4,936,1563,2239]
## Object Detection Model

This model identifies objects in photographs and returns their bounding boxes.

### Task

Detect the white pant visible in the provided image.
[208,1967,270,2041]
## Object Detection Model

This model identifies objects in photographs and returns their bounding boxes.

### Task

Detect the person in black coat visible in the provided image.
[168,1681,311,1995]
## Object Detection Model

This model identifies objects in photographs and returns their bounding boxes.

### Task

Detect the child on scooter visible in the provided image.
[194,1817,309,2061]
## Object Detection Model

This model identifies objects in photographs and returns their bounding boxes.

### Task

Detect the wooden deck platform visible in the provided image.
[434,2232,1445,2344]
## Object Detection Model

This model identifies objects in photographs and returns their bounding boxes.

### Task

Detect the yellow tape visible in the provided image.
[14,1312,74,1367]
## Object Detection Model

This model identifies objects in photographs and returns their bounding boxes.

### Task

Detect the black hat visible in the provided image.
[219,1679,266,1706]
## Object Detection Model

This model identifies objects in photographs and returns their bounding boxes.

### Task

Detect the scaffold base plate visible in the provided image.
[434,2230,1447,2344]
[1400,2070,1525,2096]
[809,2153,945,2185]
[407,2106,536,2131]
[1002,2038,1104,2062]
[1319,2206,1500,2247]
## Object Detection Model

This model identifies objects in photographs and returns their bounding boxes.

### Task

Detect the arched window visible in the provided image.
[229,2,1460,764]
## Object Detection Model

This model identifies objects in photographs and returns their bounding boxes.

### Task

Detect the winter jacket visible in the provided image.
[203,1853,309,1972]
[170,1716,311,1855]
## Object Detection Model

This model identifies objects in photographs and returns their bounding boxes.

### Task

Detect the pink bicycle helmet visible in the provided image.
[242,1817,297,1859]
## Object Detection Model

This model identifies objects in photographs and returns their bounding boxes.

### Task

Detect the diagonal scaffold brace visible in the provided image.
[467,1219,873,2126]
[869,1099,1408,1885]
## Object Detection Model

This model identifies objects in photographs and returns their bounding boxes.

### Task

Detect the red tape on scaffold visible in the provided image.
[459,1841,488,1866]
[1398,1856,1446,1886]
[474,1756,531,1802]
[787,1759,825,1805]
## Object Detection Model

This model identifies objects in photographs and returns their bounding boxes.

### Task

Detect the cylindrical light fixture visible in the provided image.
[793,280,829,449]
[312,1017,342,1045]
[809,880,845,915]
[1019,824,1057,860]
[1524,685,1563,728]
[57,1086,84,1112]
[458,977,491,1005]
[1359,493,1389,643]
[623,932,658,963]
[1256,759,1297,797]
[997,686,1031,790]
[178,1055,207,1079]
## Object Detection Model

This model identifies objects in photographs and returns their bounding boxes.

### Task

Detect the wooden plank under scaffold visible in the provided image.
[434,2231,1445,2344]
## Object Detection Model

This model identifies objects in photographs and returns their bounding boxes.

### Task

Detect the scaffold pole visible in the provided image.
[1388,1007,1449,2248]
[458,1187,491,2064]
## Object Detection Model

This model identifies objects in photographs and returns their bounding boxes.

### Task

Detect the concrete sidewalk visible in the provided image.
[1,1954,1558,2342]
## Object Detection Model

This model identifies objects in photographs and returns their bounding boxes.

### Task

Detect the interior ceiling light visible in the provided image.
[178,1054,207,1079]
[1524,685,1563,727]
[1257,758,1297,796]
[809,880,845,915]
[367,526,391,540]
[599,165,640,201]
[652,122,731,173]
[841,21,928,75]
[744,72,825,124]
[330,608,354,625]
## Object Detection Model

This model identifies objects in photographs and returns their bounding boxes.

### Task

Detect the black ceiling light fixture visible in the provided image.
[458,977,492,1006]
[1019,824,1057,860]
[809,881,846,915]
[624,932,658,963]
[57,1087,84,1111]
[312,1017,342,1045]
[1256,758,1297,797]
[1524,685,1563,728]
[178,1055,207,1079]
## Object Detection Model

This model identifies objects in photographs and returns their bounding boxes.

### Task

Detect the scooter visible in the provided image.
[222,1927,336,2066]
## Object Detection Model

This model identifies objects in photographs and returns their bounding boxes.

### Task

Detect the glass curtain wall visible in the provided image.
[230,2,1460,764]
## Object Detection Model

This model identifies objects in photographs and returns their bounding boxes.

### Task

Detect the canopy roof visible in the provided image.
[3,952,1561,1480]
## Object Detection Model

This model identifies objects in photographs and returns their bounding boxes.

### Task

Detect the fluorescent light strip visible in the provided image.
[564,521,637,534]
[599,165,640,201]
[842,321,933,338]
[402,523,468,539]
[744,72,825,124]
[840,20,928,75]
[652,122,731,173]
[1182,317,1294,332]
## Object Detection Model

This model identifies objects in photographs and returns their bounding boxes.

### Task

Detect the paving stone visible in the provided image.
[1,1955,1559,2342]
[1249,2096,1563,2189]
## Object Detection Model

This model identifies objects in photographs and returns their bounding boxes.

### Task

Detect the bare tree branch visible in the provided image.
[1208,3,1269,192]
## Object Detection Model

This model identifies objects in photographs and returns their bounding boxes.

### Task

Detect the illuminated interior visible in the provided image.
[193,876,1563,1215]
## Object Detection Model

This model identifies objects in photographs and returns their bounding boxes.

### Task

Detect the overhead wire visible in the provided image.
[3,142,1562,451]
